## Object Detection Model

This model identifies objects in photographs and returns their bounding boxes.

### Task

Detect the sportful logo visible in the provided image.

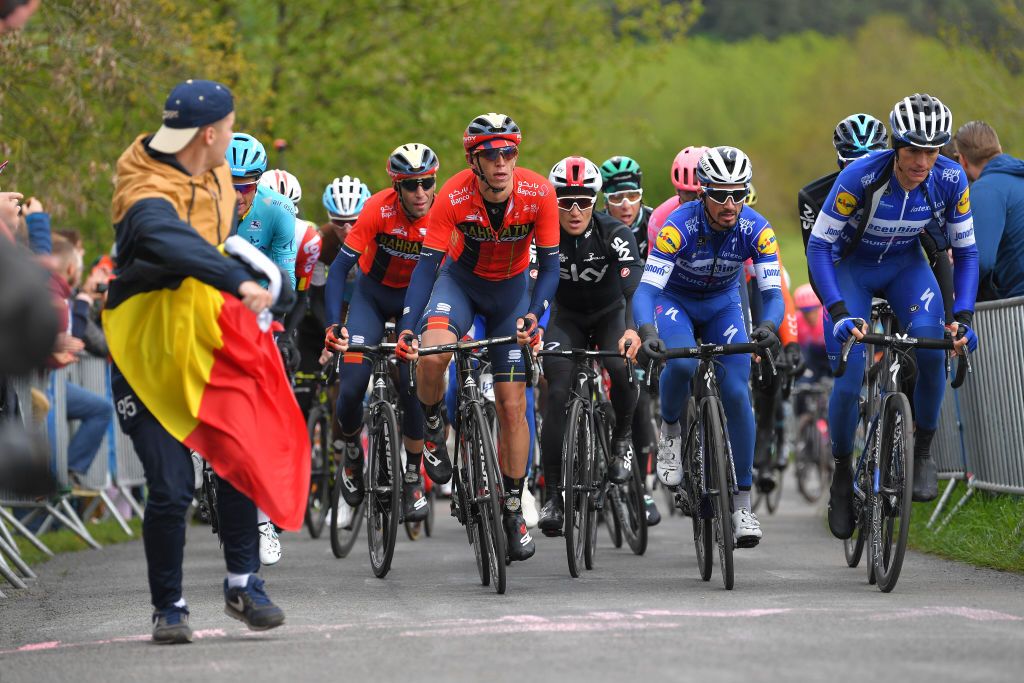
[920,287,935,313]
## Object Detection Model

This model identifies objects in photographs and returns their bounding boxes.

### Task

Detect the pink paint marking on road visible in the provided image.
[17,641,61,652]
[868,606,1023,622]
[636,608,792,618]
[400,620,679,638]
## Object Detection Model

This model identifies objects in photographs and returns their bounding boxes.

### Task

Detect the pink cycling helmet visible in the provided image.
[671,146,709,192]
[794,283,821,310]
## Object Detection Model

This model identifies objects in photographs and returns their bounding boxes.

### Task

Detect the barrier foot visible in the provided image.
[927,479,958,529]
[118,484,146,521]
[0,515,16,548]
[0,507,53,557]
[0,553,28,589]
[52,500,101,550]
[99,490,133,536]
[0,536,36,580]
[935,483,975,533]
[0,586,7,598]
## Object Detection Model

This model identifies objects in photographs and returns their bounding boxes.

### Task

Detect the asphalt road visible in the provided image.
[2,478,1023,683]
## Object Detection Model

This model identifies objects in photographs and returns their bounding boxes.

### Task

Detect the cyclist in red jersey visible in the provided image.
[323,144,437,523]
[397,113,560,561]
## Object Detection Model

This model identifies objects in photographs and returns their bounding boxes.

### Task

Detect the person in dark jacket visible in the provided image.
[954,121,1024,300]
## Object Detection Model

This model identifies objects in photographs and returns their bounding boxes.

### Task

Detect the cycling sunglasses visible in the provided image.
[330,216,357,228]
[557,195,597,212]
[233,181,259,195]
[605,189,643,206]
[475,146,519,162]
[398,176,436,192]
[703,186,749,205]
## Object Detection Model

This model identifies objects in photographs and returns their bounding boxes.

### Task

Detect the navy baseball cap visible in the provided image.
[150,79,234,154]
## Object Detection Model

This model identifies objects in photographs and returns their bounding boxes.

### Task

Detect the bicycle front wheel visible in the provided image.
[873,393,914,593]
[305,407,331,539]
[562,399,591,578]
[703,398,735,590]
[367,401,401,578]
[685,415,712,581]
[470,402,506,594]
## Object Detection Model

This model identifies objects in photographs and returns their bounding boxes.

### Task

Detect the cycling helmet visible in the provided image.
[794,283,821,310]
[226,133,268,179]
[387,143,440,180]
[548,156,602,196]
[890,93,952,149]
[259,169,302,204]
[697,146,753,186]
[833,113,887,163]
[599,156,642,192]
[463,113,522,160]
[671,146,709,192]
[744,183,758,207]
[322,176,371,218]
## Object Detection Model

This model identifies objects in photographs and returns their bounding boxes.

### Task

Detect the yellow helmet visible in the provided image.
[744,183,758,207]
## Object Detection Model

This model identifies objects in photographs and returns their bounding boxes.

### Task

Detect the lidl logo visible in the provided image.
[655,225,683,254]
[957,187,970,215]
[834,190,858,217]
[756,227,778,255]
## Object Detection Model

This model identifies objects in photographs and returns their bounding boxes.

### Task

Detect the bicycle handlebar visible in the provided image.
[537,345,636,387]
[835,323,971,388]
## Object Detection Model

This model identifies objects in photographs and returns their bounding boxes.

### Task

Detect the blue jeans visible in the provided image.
[65,381,112,475]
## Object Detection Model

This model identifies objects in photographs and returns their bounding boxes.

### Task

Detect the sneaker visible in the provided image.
[827,457,855,539]
[732,507,762,548]
[152,606,192,644]
[756,469,777,494]
[608,437,633,484]
[326,502,354,529]
[423,414,453,485]
[504,511,536,561]
[223,576,285,631]
[537,494,564,536]
[258,521,282,566]
[912,456,938,502]
[644,494,661,526]
[402,472,429,523]
[521,486,539,528]
[656,432,683,486]
[339,440,365,507]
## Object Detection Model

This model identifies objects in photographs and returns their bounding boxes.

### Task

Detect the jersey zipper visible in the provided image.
[878,185,910,264]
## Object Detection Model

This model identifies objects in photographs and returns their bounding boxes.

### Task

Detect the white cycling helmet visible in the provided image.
[697,146,752,186]
[259,169,302,205]
[890,93,952,149]
[548,156,602,195]
[322,175,371,218]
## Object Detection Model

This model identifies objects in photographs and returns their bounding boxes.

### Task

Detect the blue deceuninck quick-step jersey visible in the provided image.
[807,150,978,317]
[633,200,784,329]
[234,184,298,288]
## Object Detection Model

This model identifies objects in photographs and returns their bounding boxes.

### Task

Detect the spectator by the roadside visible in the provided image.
[0,0,39,33]
[954,121,1024,300]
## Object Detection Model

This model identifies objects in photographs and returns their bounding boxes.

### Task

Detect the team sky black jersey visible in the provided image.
[599,204,654,257]
[798,171,839,250]
[555,211,643,316]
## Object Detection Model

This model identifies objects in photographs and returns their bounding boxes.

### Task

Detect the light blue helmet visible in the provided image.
[226,133,268,179]
[322,176,371,218]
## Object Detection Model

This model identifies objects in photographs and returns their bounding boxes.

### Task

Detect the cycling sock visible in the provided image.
[914,427,936,459]
[503,475,524,515]
[422,400,443,428]
[735,489,751,510]
[173,597,187,609]
[226,573,250,589]
[661,420,681,439]
[405,449,423,473]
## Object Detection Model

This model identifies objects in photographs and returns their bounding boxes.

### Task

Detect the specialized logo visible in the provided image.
[724,324,739,344]
[755,227,778,255]
[664,307,680,322]
[957,187,970,215]
[655,225,683,254]
[834,189,858,217]
[920,287,935,313]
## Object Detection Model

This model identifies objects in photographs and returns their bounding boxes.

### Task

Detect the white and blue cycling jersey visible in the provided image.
[633,200,784,328]
[807,150,978,316]
[234,184,298,288]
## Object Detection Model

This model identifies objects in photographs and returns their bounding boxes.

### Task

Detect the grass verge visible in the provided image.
[8,515,142,567]
[910,482,1024,574]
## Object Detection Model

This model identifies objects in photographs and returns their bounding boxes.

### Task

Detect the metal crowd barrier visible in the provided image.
[929,294,1024,529]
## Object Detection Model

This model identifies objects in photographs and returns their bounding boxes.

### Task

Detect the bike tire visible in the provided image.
[843,454,868,568]
[704,398,735,590]
[470,402,506,594]
[585,409,608,570]
[685,414,713,581]
[796,418,826,504]
[366,401,401,578]
[873,393,914,593]
[562,399,589,578]
[604,484,623,548]
[305,407,331,539]
[765,431,785,514]
[329,476,364,559]
[618,441,648,556]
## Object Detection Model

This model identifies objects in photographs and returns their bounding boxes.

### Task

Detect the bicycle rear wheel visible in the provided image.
[470,403,506,594]
[843,455,868,568]
[305,407,331,539]
[616,441,648,556]
[329,475,364,559]
[873,393,914,593]
[796,418,827,503]
[765,431,785,514]
[585,408,609,570]
[703,398,735,590]
[366,401,401,578]
[562,399,590,578]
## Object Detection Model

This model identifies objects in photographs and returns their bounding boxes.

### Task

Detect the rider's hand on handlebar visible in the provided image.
[238,281,273,314]
[516,313,540,347]
[751,321,781,352]
[324,324,349,353]
[619,329,641,360]
[947,321,978,354]
[396,330,419,361]
[832,316,867,344]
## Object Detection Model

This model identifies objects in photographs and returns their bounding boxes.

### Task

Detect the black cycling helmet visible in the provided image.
[889,93,952,149]
[833,113,888,163]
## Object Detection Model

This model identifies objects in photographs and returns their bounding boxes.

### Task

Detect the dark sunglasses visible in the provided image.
[703,186,749,205]
[557,195,597,212]
[399,176,436,192]
[233,181,259,195]
[330,217,357,228]
[475,146,519,162]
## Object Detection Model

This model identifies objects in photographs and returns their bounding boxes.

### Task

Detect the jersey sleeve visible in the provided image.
[272,208,298,288]
[533,185,559,248]
[422,191,456,253]
[343,199,378,255]
[944,171,975,249]
[810,167,866,244]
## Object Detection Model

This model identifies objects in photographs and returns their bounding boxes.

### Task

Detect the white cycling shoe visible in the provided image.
[656,434,683,486]
[521,486,539,529]
[258,521,283,566]
[732,507,762,548]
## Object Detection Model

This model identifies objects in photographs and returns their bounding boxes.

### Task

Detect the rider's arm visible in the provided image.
[527,189,560,319]
[272,207,298,289]
[751,226,784,328]
[398,247,445,332]
[609,222,644,326]
[944,179,979,322]
[632,240,675,329]
[324,245,359,327]
[806,174,865,320]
